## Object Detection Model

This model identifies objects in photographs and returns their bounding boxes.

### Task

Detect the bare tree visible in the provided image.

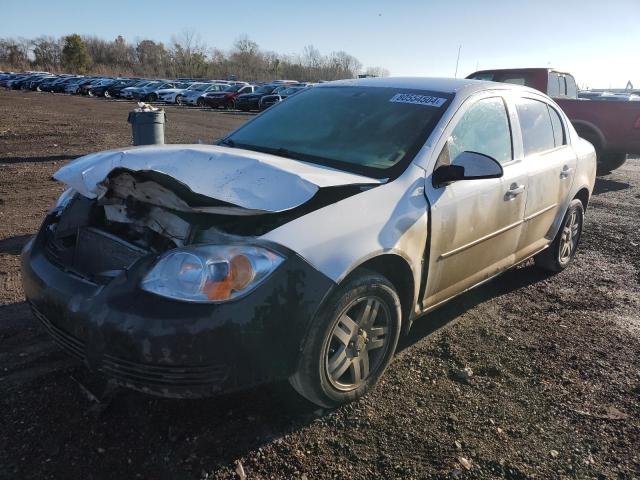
[170,29,208,78]
[32,36,63,71]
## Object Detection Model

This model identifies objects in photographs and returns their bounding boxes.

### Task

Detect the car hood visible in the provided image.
[54,144,384,215]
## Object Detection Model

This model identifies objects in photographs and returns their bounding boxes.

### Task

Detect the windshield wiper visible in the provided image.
[234,143,302,161]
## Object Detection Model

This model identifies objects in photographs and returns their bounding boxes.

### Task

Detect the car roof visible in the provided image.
[321,76,541,97]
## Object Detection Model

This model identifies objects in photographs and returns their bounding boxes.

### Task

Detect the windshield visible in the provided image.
[205,84,226,91]
[255,85,276,94]
[282,87,303,95]
[225,86,452,177]
[190,83,211,91]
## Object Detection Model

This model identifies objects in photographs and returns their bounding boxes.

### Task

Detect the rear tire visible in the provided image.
[196,98,205,107]
[175,94,184,105]
[597,153,627,175]
[534,199,584,272]
[289,270,402,407]
[147,93,157,102]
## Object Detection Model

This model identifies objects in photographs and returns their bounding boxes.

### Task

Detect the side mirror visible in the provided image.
[432,151,503,187]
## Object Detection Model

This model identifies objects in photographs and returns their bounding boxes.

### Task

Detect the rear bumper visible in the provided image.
[21,216,335,398]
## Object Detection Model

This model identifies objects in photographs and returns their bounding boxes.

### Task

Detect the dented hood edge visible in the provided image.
[54,144,384,213]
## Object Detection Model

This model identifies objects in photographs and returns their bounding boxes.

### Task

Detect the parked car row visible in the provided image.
[0,71,314,112]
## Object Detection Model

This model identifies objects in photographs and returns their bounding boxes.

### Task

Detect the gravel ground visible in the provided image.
[0,89,639,480]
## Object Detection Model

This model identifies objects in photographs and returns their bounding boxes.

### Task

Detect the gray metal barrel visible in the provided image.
[127,110,166,146]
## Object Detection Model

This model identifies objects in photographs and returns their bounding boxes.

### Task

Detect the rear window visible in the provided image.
[469,72,534,88]
[516,98,556,156]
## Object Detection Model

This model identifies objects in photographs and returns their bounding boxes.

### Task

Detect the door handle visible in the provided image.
[505,183,525,200]
[560,165,573,179]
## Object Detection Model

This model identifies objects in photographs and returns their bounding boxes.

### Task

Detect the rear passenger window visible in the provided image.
[516,98,556,156]
[548,106,565,147]
[439,97,513,165]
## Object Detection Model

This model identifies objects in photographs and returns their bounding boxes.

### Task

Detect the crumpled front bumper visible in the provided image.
[21,216,335,398]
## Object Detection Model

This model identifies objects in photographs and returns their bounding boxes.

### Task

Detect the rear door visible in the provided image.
[511,96,577,257]
[423,93,529,309]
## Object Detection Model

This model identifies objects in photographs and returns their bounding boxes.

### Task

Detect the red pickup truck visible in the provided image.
[467,68,640,173]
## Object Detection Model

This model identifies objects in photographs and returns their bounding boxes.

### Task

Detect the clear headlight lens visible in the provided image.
[140,245,284,303]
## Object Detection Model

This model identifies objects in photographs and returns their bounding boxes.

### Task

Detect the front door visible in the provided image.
[423,94,528,309]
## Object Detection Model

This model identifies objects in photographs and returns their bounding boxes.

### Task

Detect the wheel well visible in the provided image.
[573,122,604,153]
[574,188,590,211]
[351,255,415,329]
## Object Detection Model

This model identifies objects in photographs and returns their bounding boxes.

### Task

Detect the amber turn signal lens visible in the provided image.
[204,255,255,301]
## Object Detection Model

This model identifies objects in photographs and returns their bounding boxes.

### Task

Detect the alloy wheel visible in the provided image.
[559,209,580,265]
[324,296,391,391]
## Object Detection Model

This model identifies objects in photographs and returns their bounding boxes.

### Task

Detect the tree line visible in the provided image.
[0,31,389,82]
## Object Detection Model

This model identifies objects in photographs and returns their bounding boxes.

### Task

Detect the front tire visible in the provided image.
[196,97,205,107]
[289,270,401,407]
[175,94,184,105]
[534,199,584,272]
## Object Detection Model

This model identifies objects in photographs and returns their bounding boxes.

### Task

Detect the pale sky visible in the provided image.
[1,0,638,88]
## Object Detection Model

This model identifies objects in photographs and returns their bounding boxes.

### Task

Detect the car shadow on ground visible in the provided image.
[592,177,630,195]
[0,234,32,255]
[0,154,79,164]
[399,262,550,352]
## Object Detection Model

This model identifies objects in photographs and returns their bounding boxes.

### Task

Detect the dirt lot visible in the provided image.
[1,89,639,480]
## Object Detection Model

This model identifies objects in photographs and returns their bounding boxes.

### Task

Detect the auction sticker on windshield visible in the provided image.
[390,93,447,107]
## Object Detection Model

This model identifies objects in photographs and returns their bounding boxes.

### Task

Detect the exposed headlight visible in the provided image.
[140,245,284,303]
[53,188,76,211]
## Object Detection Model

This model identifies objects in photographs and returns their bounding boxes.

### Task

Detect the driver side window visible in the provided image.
[437,97,513,167]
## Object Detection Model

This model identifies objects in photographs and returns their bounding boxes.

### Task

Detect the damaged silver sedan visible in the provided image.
[22,77,596,407]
